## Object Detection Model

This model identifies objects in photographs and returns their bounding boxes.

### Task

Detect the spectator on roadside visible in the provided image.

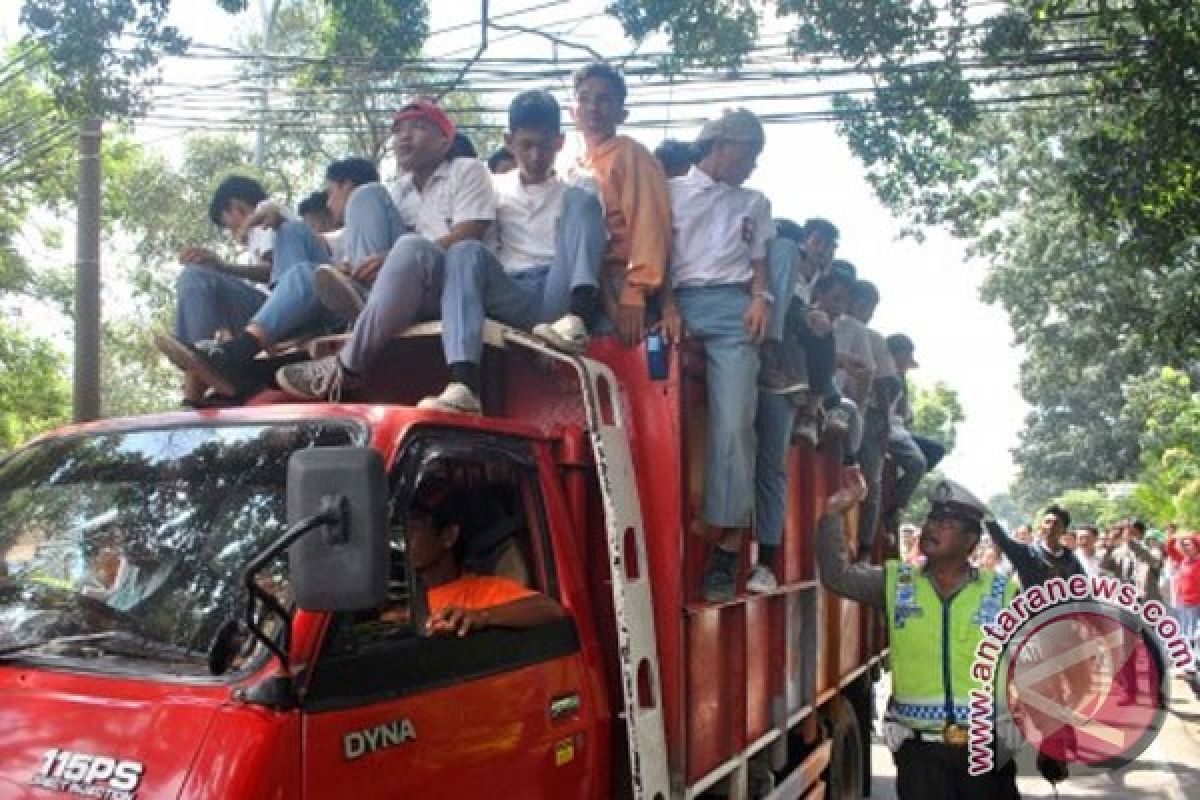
[1102,519,1166,604]
[989,504,1084,589]
[1075,525,1103,576]
[1165,529,1200,687]
[653,138,696,178]
[1014,524,1034,545]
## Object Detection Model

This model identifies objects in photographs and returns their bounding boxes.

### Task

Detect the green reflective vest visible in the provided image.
[885,559,1016,732]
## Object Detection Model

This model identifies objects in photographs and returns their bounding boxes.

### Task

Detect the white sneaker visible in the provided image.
[746,564,779,594]
[417,382,482,415]
[533,314,589,354]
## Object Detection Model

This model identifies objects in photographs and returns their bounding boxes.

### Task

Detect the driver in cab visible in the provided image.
[407,480,565,636]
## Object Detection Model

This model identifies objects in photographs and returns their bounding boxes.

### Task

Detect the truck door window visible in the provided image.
[306,435,579,711]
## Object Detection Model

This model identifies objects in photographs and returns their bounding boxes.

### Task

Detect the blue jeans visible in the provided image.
[339,182,406,268]
[1177,604,1200,664]
[676,285,759,529]
[174,265,266,343]
[250,260,345,345]
[268,219,332,286]
[173,219,326,343]
[441,188,605,364]
[888,429,927,510]
[340,234,445,374]
[754,393,792,547]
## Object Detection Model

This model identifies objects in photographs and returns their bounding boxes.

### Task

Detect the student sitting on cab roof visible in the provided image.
[274,100,496,400]
[156,160,400,400]
[419,89,607,414]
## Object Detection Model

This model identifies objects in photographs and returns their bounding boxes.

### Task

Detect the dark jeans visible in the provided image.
[783,299,839,408]
[895,741,1020,800]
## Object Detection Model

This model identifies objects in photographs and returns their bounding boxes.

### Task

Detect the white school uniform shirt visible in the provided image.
[866,328,897,409]
[490,169,566,271]
[833,315,876,394]
[668,166,774,289]
[388,157,496,241]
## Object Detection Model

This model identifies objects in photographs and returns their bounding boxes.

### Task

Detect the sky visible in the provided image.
[2,1,1028,498]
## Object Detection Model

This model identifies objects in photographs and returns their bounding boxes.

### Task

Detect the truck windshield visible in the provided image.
[0,421,361,677]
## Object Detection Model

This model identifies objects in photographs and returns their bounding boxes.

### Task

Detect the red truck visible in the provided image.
[0,322,883,799]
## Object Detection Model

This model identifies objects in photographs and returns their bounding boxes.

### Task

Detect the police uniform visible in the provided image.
[816,479,1021,800]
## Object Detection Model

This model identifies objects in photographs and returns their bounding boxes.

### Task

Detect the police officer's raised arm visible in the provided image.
[815,485,886,609]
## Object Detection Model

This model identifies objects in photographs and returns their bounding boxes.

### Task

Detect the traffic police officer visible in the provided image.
[817,478,1020,799]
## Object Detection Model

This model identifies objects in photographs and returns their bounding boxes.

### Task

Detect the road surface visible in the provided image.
[868,674,1200,799]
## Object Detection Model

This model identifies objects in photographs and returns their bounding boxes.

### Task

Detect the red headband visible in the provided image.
[391,99,456,141]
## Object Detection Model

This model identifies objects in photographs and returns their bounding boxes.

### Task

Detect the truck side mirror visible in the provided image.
[287,447,388,611]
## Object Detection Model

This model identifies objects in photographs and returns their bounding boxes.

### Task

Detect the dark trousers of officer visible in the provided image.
[895,740,1020,800]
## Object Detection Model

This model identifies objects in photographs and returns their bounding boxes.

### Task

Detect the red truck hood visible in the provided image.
[0,667,223,799]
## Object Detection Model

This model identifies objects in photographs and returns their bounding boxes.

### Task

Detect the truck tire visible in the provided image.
[845,677,875,797]
[824,694,865,800]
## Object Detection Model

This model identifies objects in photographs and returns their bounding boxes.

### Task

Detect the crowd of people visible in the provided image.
[898,509,1200,692]
[154,61,941,604]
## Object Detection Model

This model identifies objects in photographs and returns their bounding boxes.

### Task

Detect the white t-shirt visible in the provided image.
[388,158,496,241]
[833,315,876,394]
[668,167,774,289]
[865,327,897,410]
[491,170,566,271]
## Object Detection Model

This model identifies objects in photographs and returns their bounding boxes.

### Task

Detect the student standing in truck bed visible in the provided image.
[569,61,672,346]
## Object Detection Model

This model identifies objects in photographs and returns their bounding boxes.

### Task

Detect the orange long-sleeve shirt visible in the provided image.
[580,135,671,308]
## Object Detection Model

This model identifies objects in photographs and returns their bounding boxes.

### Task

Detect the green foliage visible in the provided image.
[901,380,964,524]
[19,0,189,117]
[0,318,69,450]
[1051,488,1115,528]
[244,0,431,167]
[910,381,963,453]
[607,0,759,69]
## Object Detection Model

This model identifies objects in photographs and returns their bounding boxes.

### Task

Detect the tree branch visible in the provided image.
[489,23,603,61]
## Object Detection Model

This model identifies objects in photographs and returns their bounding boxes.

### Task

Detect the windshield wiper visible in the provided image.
[0,631,130,659]
[0,630,202,663]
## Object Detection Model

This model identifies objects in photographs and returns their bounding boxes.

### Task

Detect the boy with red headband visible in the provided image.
[277,99,496,399]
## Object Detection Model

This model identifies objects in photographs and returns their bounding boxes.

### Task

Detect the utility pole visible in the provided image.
[73,116,102,423]
[253,0,284,168]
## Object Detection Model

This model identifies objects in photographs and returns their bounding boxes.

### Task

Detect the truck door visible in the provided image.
[300,433,602,799]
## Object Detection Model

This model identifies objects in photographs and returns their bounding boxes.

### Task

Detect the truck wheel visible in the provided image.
[824,694,865,800]
[845,678,875,797]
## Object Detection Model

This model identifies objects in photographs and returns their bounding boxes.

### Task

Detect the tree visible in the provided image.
[911,381,964,452]
[902,380,965,523]
[18,0,247,118]
[0,319,69,449]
